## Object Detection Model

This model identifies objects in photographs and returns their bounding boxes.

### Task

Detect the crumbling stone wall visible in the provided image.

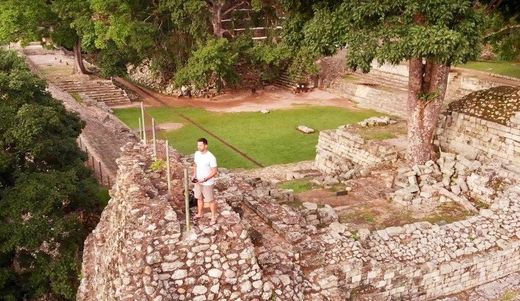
[438,111,520,170]
[127,60,179,95]
[80,142,520,300]
[318,183,520,300]
[437,87,520,171]
[326,61,520,119]
[329,80,408,118]
[315,124,399,174]
[78,143,272,301]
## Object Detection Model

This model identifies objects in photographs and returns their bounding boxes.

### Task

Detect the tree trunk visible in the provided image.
[406,58,450,165]
[73,40,89,74]
[210,4,224,38]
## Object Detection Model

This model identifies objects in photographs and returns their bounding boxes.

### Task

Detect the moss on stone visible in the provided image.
[447,86,520,125]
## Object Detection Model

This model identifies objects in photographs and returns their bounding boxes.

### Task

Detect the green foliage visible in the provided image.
[287,46,319,80]
[95,41,133,77]
[0,0,91,49]
[0,50,104,300]
[150,159,166,172]
[175,39,239,90]
[243,40,292,82]
[480,0,520,61]
[279,180,314,193]
[90,0,209,78]
[285,0,485,72]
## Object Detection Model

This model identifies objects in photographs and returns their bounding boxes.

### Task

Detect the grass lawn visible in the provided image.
[114,106,380,169]
[278,179,315,193]
[460,61,520,79]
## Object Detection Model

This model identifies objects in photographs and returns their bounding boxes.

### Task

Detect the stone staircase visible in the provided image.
[274,72,299,90]
[53,78,132,107]
[346,70,409,92]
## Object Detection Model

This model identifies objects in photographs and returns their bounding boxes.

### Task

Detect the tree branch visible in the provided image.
[484,24,520,39]
[223,1,247,17]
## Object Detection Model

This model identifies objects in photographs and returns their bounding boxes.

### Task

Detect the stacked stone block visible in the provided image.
[438,111,520,170]
[78,143,271,301]
[79,141,520,300]
[315,125,398,174]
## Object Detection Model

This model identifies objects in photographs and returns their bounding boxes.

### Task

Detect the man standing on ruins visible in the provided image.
[193,138,218,224]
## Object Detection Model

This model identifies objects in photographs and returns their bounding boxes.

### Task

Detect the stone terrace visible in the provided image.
[78,137,520,300]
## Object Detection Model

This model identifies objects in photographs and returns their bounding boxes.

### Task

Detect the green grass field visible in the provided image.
[114,106,379,169]
[460,61,520,78]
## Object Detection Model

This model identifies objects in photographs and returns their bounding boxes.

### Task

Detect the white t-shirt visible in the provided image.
[194,151,217,186]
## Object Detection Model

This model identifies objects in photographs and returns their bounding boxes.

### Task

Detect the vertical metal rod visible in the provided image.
[166,140,171,193]
[140,102,147,145]
[152,118,157,158]
[138,117,142,141]
[91,156,95,169]
[184,168,190,232]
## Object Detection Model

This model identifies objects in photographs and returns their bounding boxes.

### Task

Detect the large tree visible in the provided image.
[0,49,105,300]
[90,0,210,77]
[0,0,93,74]
[287,0,484,164]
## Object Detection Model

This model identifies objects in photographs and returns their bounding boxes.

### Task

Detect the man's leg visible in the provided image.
[194,184,204,218]
[196,197,204,217]
[204,185,217,223]
[210,200,217,222]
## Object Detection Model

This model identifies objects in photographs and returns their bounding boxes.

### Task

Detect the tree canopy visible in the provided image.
[282,0,485,164]
[0,49,105,300]
[0,0,93,73]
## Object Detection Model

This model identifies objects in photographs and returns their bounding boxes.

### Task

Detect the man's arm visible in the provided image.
[202,167,218,182]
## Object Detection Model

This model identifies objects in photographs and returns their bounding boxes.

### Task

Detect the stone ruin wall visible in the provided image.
[80,136,520,300]
[77,142,293,301]
[325,60,520,119]
[438,111,520,171]
[315,125,399,175]
[311,112,520,299]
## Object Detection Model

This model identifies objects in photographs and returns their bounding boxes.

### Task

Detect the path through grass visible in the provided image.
[115,106,379,169]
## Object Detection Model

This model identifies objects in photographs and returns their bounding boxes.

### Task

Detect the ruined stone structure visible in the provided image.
[315,125,399,175]
[326,60,520,119]
[438,86,520,171]
[127,61,180,96]
[79,136,520,300]
[78,142,306,301]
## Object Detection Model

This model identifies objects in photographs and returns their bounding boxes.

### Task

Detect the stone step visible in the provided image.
[348,73,408,92]
[54,80,131,104]
[58,84,119,91]
[83,91,126,97]
[84,96,128,102]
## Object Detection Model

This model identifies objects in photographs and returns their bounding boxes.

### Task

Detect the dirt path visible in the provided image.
[113,77,360,112]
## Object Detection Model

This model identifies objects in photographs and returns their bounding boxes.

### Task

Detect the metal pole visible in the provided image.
[166,140,171,193]
[140,102,147,145]
[152,118,157,158]
[184,168,190,232]
[138,117,142,141]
